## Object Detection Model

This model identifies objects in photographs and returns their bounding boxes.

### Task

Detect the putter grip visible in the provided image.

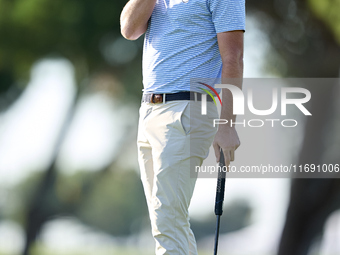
[214,150,226,216]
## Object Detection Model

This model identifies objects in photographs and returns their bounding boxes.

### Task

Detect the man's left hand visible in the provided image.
[212,126,240,166]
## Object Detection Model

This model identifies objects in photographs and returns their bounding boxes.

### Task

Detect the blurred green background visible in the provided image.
[0,0,339,255]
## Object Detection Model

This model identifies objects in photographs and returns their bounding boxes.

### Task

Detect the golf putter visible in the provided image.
[214,149,226,255]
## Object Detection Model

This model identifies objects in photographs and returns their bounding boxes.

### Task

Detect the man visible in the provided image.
[120,0,245,254]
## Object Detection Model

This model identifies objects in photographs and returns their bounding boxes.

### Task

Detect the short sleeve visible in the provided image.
[209,0,246,34]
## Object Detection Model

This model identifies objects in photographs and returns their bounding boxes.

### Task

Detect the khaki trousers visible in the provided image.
[137,100,218,255]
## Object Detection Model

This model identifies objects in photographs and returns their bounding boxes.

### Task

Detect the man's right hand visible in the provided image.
[120,0,157,40]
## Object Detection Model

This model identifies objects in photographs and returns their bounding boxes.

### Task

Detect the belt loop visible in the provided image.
[163,93,166,104]
[194,92,197,102]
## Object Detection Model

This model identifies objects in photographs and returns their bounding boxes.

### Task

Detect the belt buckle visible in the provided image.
[151,94,163,104]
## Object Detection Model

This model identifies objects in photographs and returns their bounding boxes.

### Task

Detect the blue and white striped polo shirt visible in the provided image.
[142,0,245,93]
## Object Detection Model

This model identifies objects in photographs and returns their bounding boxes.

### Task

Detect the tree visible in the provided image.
[0,0,143,110]
[247,1,340,254]
[0,1,146,254]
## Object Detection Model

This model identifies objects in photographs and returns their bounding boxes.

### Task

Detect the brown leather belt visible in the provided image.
[142,92,214,104]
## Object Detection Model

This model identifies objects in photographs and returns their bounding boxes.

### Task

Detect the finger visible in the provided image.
[230,150,235,162]
[235,139,241,150]
[223,149,231,167]
[213,143,220,162]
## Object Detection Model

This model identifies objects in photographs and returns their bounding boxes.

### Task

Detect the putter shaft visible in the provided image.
[213,150,226,255]
[214,215,221,255]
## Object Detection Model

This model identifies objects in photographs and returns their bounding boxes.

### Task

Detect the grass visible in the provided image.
[0,246,227,255]
[1,244,271,255]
